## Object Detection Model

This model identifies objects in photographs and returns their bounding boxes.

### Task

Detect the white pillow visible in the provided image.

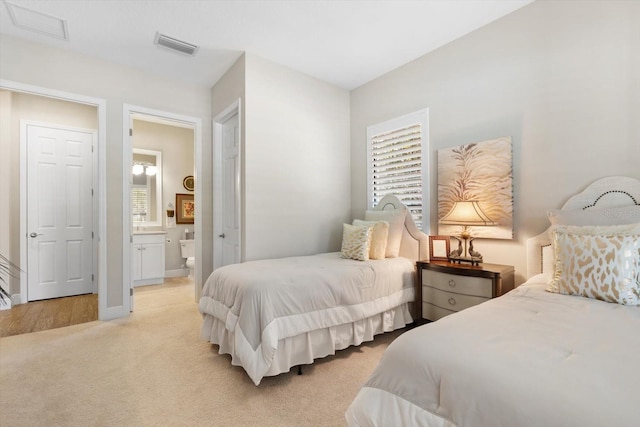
[353,220,389,260]
[547,223,640,305]
[340,223,372,261]
[547,206,640,226]
[365,208,406,258]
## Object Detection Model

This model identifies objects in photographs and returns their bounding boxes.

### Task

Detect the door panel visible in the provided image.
[27,124,94,301]
[221,114,240,267]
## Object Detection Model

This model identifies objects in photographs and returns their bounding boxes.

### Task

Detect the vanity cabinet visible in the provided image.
[132,233,165,286]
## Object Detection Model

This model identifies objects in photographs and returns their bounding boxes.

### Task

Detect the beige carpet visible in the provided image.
[0,279,407,426]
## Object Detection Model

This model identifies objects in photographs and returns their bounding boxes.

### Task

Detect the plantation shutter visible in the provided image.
[131,186,149,222]
[367,109,429,232]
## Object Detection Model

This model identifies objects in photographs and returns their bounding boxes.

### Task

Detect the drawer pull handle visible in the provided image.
[448,280,456,288]
[448,297,456,306]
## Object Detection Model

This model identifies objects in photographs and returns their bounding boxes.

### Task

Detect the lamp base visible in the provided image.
[448,255,483,266]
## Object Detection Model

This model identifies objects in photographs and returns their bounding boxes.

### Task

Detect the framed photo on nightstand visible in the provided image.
[429,235,450,262]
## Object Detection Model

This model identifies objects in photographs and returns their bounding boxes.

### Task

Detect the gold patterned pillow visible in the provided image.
[547,223,640,305]
[341,223,373,261]
[353,220,389,260]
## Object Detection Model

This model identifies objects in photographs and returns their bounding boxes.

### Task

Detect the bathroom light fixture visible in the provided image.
[145,165,157,176]
[439,200,495,265]
[132,164,144,175]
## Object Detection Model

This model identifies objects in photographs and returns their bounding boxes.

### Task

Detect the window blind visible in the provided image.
[370,123,424,229]
[131,186,149,222]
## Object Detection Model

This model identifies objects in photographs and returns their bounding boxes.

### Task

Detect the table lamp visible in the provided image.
[439,200,495,265]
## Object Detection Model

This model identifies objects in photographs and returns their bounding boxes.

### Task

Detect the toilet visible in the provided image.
[179,239,195,278]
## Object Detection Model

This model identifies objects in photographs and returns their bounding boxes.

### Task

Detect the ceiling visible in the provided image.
[0,0,535,90]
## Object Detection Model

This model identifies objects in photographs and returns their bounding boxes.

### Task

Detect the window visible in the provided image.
[131,185,150,223]
[367,109,429,231]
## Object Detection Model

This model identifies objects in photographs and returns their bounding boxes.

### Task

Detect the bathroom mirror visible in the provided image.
[132,148,162,227]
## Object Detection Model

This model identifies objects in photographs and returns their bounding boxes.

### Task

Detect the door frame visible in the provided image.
[213,99,242,270]
[1,79,108,319]
[122,104,202,312]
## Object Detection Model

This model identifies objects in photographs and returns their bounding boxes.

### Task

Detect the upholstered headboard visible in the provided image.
[526,176,640,278]
[373,195,429,262]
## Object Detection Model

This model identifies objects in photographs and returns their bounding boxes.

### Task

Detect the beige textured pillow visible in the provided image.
[547,223,640,305]
[353,220,389,260]
[340,223,373,261]
[365,208,406,258]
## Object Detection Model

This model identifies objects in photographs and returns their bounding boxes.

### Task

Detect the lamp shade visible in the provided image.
[439,201,495,226]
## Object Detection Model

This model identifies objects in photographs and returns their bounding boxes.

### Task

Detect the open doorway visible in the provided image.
[123,105,201,312]
[0,80,106,332]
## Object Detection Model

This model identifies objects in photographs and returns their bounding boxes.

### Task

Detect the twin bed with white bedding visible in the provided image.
[199,195,428,385]
[346,176,640,427]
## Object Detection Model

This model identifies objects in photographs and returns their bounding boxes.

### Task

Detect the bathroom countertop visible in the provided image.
[133,230,167,235]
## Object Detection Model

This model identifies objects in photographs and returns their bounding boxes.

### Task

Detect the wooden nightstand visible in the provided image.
[417,261,515,321]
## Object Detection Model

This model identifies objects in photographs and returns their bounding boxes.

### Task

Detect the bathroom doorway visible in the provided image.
[123,105,201,312]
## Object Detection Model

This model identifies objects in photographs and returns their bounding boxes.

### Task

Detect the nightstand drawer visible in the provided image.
[422,302,455,322]
[423,285,490,313]
[422,270,492,298]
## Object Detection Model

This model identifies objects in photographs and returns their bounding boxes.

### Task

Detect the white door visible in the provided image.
[26,123,94,301]
[221,113,241,266]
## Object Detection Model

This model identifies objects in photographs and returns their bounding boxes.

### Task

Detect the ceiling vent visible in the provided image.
[5,1,68,40]
[154,32,199,56]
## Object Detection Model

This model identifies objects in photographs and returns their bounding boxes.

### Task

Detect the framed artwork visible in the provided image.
[437,136,513,239]
[176,193,194,224]
[429,236,450,262]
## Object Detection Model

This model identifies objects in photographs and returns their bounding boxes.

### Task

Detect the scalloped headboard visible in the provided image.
[373,195,429,262]
[526,176,640,278]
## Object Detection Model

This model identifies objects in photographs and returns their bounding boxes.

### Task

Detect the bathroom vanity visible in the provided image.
[132,231,166,286]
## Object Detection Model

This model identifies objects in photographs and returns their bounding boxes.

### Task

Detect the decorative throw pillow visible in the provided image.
[547,223,640,306]
[365,208,406,258]
[547,206,640,226]
[340,223,373,261]
[353,220,389,260]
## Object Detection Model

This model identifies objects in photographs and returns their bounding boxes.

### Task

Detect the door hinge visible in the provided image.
[92,274,94,282]
[129,129,133,137]
[130,288,134,296]
[91,145,94,153]
[91,189,94,196]
[92,232,94,239]
[130,235,133,243]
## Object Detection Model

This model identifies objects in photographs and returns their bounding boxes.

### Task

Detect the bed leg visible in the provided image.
[297,365,303,375]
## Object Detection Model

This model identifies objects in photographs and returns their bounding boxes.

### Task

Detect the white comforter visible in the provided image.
[346,274,640,427]
[199,252,415,385]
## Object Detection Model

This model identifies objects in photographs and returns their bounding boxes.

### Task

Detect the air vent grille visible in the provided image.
[154,32,199,56]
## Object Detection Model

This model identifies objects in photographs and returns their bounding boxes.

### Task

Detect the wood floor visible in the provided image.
[0,278,194,338]
[0,293,98,338]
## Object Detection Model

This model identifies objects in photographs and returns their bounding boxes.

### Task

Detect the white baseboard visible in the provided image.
[164,269,189,278]
[0,294,11,310]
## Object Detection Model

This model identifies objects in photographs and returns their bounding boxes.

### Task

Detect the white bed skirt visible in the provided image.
[200,303,413,380]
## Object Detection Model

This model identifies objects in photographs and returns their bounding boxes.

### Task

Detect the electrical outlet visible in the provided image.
[166,238,171,243]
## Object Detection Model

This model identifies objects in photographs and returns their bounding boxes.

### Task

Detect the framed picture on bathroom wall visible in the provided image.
[176,193,194,224]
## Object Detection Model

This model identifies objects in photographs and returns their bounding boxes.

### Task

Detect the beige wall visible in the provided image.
[350,0,640,283]
[243,54,351,260]
[132,119,195,272]
[0,35,212,313]
[211,54,351,262]
[0,90,98,295]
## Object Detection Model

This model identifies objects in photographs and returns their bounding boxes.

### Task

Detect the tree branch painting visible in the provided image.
[437,136,513,239]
